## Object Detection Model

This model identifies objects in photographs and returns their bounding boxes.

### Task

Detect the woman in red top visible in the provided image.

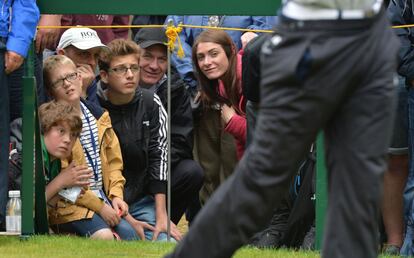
[192,29,246,160]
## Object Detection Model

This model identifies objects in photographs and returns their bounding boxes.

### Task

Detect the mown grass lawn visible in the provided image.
[0,235,321,258]
[0,235,400,258]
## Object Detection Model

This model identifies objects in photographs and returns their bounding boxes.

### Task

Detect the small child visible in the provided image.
[38,101,91,207]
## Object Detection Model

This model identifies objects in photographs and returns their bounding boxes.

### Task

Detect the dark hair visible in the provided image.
[38,101,82,137]
[99,39,141,71]
[192,29,240,111]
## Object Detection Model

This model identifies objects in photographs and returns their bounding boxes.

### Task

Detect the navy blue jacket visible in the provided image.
[388,0,414,83]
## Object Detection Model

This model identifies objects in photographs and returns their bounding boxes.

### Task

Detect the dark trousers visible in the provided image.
[0,38,9,225]
[167,10,398,258]
[170,159,204,225]
[246,100,260,148]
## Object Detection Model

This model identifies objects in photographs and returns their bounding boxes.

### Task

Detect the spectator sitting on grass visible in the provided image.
[42,55,138,240]
[39,101,90,209]
[97,39,182,241]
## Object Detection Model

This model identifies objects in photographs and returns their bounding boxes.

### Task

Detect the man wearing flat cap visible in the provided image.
[134,28,204,226]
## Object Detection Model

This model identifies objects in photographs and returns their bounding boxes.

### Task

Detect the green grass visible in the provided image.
[0,235,400,258]
[0,235,320,258]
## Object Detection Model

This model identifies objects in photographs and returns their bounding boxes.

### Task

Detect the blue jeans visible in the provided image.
[0,38,9,226]
[52,213,138,240]
[402,86,414,255]
[129,195,176,242]
[389,76,408,155]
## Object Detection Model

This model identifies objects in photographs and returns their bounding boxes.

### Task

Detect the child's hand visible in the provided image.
[98,203,120,227]
[58,162,92,188]
[112,197,129,217]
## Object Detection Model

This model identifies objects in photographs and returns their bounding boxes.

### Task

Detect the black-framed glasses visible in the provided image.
[51,72,78,89]
[109,65,140,75]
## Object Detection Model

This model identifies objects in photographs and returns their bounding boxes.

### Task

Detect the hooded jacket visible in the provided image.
[98,86,168,205]
[48,100,125,225]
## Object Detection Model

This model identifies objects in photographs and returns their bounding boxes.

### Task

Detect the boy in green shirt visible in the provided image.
[38,101,91,204]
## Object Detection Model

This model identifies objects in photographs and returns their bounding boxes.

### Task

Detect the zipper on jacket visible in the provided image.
[84,209,91,219]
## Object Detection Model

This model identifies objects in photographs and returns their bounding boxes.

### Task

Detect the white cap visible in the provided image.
[9,190,20,198]
[57,27,107,50]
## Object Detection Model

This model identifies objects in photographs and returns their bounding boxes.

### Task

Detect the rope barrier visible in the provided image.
[392,24,414,29]
[37,23,276,59]
[37,24,275,33]
[38,23,414,30]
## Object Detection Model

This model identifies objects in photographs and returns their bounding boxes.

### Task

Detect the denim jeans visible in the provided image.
[389,76,408,155]
[52,213,138,240]
[129,195,176,242]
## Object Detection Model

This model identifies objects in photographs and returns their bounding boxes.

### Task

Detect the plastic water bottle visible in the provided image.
[6,190,21,233]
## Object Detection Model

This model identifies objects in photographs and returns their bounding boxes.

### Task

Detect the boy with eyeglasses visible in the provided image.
[43,54,138,240]
[97,39,182,241]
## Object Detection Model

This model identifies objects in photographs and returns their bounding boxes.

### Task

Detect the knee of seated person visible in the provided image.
[193,162,205,187]
[90,228,114,240]
[184,160,204,184]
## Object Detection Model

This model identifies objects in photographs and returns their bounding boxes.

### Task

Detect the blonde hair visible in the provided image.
[43,55,77,95]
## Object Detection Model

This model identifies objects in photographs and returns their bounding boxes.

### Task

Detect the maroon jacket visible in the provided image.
[219,50,246,160]
[60,15,129,45]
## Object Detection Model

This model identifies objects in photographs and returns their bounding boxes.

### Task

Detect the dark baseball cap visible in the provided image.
[134,28,168,49]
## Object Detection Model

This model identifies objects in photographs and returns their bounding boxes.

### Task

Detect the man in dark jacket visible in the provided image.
[134,28,204,225]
